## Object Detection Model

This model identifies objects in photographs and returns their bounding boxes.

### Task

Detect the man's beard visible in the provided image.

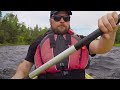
[52,25,69,35]
[53,29,68,35]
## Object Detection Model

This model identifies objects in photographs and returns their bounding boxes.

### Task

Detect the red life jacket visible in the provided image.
[34,29,89,74]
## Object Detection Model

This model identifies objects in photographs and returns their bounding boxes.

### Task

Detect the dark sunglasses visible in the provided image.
[52,15,70,22]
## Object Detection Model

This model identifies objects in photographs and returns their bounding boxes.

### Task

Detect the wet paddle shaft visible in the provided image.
[28,14,120,79]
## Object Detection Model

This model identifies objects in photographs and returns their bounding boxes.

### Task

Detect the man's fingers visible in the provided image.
[98,11,119,34]
[98,18,108,33]
[107,13,117,30]
[102,33,110,39]
[112,11,118,24]
[102,15,113,32]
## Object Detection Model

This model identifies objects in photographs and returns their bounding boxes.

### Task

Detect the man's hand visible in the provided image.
[89,11,119,54]
[98,11,119,39]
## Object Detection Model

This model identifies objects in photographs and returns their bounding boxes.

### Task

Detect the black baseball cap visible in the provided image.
[50,11,72,17]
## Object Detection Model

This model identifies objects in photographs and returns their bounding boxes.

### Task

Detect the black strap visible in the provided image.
[53,35,69,70]
[66,34,71,45]
[49,33,56,48]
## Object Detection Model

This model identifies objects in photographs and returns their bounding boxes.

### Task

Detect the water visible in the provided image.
[0,45,29,79]
[86,47,120,79]
[0,45,120,79]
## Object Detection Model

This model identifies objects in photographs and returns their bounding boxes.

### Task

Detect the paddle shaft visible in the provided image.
[28,14,120,79]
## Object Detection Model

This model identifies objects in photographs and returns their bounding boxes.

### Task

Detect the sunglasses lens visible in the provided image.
[53,15,70,22]
[63,16,70,22]
[53,16,61,21]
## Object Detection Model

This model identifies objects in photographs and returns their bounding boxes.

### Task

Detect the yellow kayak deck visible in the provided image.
[85,73,94,79]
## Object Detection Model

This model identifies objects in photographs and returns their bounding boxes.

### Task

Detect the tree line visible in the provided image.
[0,11,48,45]
[0,11,120,45]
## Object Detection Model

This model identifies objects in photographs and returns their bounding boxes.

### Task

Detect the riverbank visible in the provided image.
[0,43,29,46]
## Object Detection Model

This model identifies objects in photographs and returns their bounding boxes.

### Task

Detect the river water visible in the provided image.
[0,45,120,79]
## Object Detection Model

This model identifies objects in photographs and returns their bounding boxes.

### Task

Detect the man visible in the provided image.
[11,11,119,79]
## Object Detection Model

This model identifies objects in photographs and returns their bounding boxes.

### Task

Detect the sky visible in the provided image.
[2,11,120,36]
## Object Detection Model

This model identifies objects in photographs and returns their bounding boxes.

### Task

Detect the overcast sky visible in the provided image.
[2,11,120,36]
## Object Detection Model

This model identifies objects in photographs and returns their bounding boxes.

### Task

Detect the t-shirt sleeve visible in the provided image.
[80,35,96,57]
[25,37,42,63]
[86,43,96,57]
[25,41,39,63]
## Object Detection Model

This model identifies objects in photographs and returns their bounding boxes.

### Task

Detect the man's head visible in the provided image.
[49,11,72,34]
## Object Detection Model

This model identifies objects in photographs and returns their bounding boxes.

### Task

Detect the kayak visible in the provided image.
[31,73,94,79]
[85,73,94,79]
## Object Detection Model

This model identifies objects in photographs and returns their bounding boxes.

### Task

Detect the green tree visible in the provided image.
[115,26,120,43]
[0,12,49,45]
[0,11,2,31]
[0,19,8,43]
[0,30,4,43]
[39,27,48,36]
[1,13,19,43]
[32,25,41,39]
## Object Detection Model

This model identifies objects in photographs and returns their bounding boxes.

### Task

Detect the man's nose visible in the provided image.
[60,18,65,23]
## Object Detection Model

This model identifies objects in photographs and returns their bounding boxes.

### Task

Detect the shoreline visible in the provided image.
[0,43,29,46]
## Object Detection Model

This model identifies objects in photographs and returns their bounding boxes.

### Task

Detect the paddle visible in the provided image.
[26,14,120,79]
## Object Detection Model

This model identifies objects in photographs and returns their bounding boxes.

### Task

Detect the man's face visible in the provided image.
[50,11,70,34]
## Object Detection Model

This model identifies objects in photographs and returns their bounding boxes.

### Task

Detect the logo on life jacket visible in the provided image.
[34,30,89,74]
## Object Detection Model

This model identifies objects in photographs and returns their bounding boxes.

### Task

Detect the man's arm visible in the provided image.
[11,60,33,79]
[89,11,119,54]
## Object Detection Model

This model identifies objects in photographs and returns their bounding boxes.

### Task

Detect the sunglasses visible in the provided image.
[52,15,70,22]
